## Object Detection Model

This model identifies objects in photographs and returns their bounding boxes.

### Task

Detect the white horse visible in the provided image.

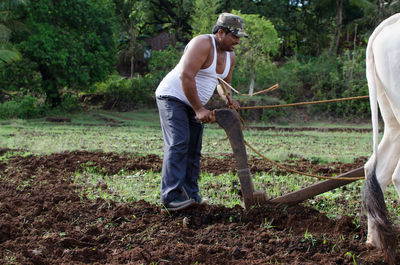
[363,13,400,265]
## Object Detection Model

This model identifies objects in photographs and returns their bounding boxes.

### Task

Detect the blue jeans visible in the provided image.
[156,96,204,204]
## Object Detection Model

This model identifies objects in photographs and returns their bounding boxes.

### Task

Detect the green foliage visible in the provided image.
[0,93,80,119]
[59,93,80,113]
[116,0,194,43]
[0,95,40,119]
[148,45,182,81]
[114,0,152,77]
[91,45,181,110]
[0,0,385,120]
[15,0,117,106]
[249,48,369,120]
[349,0,400,31]
[0,43,21,66]
[224,0,330,57]
[147,0,194,43]
[231,10,279,95]
[191,0,219,36]
[223,0,389,58]
[233,11,279,55]
[0,0,28,65]
[0,57,42,92]
[335,48,369,117]
[92,75,153,110]
[126,0,150,31]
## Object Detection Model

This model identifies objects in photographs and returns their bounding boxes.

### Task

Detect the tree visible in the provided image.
[18,0,117,107]
[220,0,367,57]
[114,0,195,77]
[232,10,279,95]
[191,0,220,37]
[0,0,28,65]
[349,0,400,30]
[114,0,151,77]
[147,0,194,43]
[328,0,343,56]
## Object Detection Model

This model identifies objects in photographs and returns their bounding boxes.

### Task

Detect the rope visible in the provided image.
[215,79,365,181]
[218,79,246,130]
[241,95,369,110]
[216,76,368,110]
[244,139,364,181]
[217,77,241,95]
[217,77,279,96]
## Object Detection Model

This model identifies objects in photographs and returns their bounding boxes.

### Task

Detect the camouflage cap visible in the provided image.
[216,13,248,38]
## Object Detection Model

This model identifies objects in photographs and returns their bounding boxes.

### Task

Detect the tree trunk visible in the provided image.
[328,0,343,57]
[249,66,255,96]
[353,23,358,50]
[377,0,385,22]
[129,22,137,78]
[45,83,62,108]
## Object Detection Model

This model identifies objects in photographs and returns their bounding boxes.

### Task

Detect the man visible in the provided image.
[155,13,247,212]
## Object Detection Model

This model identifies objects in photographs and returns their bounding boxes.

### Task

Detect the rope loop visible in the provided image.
[216,79,366,181]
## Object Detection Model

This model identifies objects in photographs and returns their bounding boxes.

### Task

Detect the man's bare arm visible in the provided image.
[180,36,214,122]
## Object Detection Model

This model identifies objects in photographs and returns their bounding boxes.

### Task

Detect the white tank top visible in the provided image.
[155,34,231,107]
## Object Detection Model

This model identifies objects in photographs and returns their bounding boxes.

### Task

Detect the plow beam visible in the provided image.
[214,108,364,208]
[215,109,268,209]
[270,167,364,205]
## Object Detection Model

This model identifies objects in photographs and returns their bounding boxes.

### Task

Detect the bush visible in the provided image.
[148,45,182,81]
[336,48,369,118]
[0,58,43,94]
[88,45,182,111]
[91,74,156,111]
[0,95,41,119]
[59,93,81,113]
[235,49,369,121]
[0,92,82,119]
[238,97,288,122]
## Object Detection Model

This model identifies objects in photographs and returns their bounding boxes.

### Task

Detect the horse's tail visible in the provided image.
[362,14,400,265]
[362,164,397,264]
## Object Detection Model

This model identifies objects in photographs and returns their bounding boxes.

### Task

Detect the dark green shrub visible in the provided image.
[0,58,43,94]
[237,49,369,120]
[89,45,181,111]
[0,95,41,119]
[59,93,80,113]
[15,0,117,107]
[92,74,155,111]
[336,48,369,118]
[148,45,182,82]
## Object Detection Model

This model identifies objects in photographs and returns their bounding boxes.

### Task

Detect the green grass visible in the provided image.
[73,166,161,203]
[0,110,164,156]
[241,129,372,163]
[0,109,374,162]
[1,109,398,225]
[71,164,399,226]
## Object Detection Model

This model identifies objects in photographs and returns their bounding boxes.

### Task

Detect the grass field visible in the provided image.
[1,109,398,226]
[0,109,374,161]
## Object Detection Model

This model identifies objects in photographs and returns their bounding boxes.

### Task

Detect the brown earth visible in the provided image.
[0,150,398,264]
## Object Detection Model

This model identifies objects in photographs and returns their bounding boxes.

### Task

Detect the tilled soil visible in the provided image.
[0,150,397,264]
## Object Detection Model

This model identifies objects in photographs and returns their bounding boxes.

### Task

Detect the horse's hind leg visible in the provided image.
[365,126,400,248]
[392,156,400,199]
